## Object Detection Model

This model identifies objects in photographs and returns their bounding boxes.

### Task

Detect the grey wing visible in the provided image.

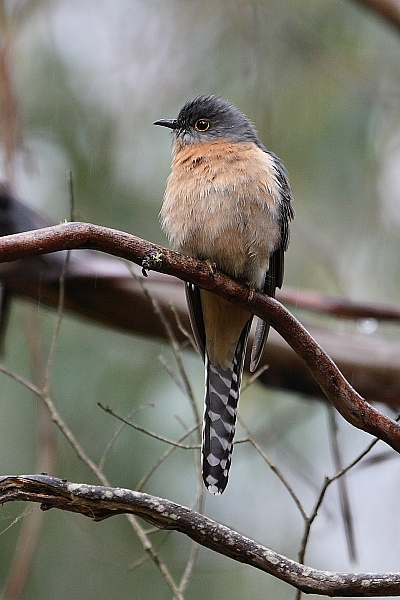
[250,152,295,372]
[185,282,206,361]
[249,249,279,372]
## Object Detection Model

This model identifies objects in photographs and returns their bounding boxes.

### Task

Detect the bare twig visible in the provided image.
[169,303,198,354]
[0,364,41,396]
[238,417,307,521]
[43,252,70,391]
[99,404,155,471]
[132,270,201,431]
[98,403,199,450]
[327,406,357,563]
[158,353,189,396]
[296,418,400,576]
[178,466,206,595]
[135,425,198,491]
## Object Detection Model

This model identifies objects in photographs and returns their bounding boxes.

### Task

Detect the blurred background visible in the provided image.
[1,0,400,598]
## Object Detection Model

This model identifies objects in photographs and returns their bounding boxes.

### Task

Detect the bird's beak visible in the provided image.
[154,119,178,130]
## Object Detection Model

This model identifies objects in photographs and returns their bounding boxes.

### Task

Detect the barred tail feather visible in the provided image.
[202,323,251,494]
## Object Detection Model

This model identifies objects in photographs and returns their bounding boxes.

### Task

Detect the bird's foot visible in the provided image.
[205,259,217,278]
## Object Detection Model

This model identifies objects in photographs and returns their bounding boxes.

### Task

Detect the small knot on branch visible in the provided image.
[142,250,164,277]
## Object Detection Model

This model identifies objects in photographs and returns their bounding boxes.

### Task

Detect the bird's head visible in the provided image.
[154,95,264,151]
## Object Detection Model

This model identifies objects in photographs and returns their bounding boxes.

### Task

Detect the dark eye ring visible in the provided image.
[194,119,210,132]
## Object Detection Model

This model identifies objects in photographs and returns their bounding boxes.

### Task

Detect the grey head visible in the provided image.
[154,95,265,150]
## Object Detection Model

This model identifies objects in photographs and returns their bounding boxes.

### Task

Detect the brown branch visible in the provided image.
[0,474,399,597]
[281,287,400,321]
[0,222,399,454]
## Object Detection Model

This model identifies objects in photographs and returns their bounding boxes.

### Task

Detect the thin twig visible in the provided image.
[296,417,400,570]
[178,484,205,595]
[135,425,198,491]
[99,403,155,471]
[242,365,269,391]
[98,403,199,449]
[67,171,77,222]
[158,353,189,396]
[43,252,70,392]
[238,417,307,521]
[169,303,198,355]
[0,364,41,396]
[0,510,32,537]
[327,406,357,562]
[298,475,331,567]
[132,270,201,431]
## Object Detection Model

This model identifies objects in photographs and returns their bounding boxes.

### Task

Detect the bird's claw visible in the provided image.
[205,259,217,278]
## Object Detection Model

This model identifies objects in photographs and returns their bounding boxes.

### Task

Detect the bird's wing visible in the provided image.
[185,282,206,360]
[250,153,295,372]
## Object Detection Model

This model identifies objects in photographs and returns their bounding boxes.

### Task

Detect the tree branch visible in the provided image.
[281,287,400,321]
[0,222,399,454]
[0,474,399,597]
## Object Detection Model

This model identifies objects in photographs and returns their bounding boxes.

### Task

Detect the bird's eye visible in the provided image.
[194,119,210,132]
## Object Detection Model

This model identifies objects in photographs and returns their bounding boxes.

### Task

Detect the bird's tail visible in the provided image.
[202,323,251,495]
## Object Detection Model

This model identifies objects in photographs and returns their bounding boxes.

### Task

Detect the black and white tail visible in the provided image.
[202,324,250,494]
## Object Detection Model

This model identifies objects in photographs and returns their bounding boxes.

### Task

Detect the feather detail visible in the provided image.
[199,289,251,369]
[250,319,270,372]
[202,322,251,494]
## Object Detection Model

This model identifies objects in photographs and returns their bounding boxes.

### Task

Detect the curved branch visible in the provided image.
[0,223,399,454]
[0,474,399,597]
[2,225,400,437]
[0,223,400,452]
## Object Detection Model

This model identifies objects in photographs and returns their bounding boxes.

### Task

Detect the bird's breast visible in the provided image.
[160,140,281,288]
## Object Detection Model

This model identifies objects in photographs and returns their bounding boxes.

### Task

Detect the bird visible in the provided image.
[154,95,294,494]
